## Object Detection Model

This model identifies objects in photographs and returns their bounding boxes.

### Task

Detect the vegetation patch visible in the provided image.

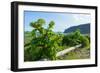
[24,19,90,61]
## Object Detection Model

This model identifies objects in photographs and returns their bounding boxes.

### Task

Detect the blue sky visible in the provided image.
[24,11,91,32]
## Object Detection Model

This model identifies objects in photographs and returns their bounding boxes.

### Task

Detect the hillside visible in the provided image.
[64,23,90,34]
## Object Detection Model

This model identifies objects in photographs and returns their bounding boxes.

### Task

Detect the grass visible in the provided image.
[57,47,90,60]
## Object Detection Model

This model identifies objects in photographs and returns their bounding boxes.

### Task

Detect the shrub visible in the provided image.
[79,35,89,48]
[24,19,63,61]
[62,29,81,46]
[62,29,90,48]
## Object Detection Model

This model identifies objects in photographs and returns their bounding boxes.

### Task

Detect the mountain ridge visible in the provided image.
[64,23,90,34]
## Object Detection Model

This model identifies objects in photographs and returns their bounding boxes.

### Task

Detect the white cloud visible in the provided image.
[72,14,91,24]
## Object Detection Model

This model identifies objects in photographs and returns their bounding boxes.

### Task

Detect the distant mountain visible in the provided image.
[64,23,90,34]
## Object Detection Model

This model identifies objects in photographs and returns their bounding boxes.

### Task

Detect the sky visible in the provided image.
[24,11,91,32]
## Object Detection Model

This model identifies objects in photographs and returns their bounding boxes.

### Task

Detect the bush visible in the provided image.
[62,29,81,46]
[79,35,89,48]
[62,29,90,48]
[24,19,63,61]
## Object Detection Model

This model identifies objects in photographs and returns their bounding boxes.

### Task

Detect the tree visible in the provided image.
[62,29,90,48]
[62,29,81,46]
[24,19,63,61]
[79,35,89,48]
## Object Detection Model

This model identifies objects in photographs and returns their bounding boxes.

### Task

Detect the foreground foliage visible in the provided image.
[24,19,63,61]
[24,19,90,61]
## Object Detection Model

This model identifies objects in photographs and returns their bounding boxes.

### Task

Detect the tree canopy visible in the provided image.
[24,19,63,61]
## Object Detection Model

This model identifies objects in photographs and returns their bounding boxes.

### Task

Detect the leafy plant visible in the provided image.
[24,19,90,61]
[62,29,90,48]
[79,35,90,48]
[24,19,63,61]
[62,29,81,46]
